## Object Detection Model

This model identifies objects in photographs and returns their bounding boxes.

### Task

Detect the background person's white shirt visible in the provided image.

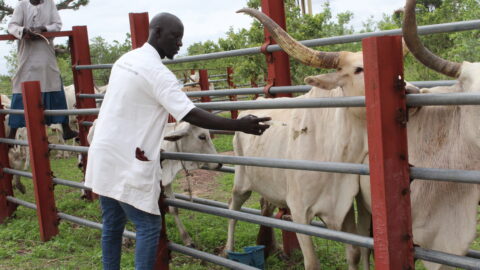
[85,43,195,215]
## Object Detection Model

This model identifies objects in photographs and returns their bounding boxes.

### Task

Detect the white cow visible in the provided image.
[87,120,221,247]
[228,8,422,270]
[0,94,29,194]
[354,1,480,269]
[227,8,372,270]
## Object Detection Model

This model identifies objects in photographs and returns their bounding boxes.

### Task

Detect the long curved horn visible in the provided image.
[237,8,340,69]
[403,0,461,77]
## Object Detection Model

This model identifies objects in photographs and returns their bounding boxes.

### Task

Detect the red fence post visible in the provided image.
[226,67,238,119]
[0,96,16,223]
[154,190,170,270]
[199,69,211,103]
[22,81,59,241]
[129,12,150,49]
[261,0,292,98]
[363,35,414,269]
[259,0,299,255]
[70,26,98,200]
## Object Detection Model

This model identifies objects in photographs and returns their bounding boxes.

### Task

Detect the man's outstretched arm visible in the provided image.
[182,107,271,136]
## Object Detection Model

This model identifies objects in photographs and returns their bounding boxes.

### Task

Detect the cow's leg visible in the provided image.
[256,197,279,257]
[225,187,252,253]
[289,207,319,270]
[356,193,372,270]
[342,205,360,270]
[164,184,194,247]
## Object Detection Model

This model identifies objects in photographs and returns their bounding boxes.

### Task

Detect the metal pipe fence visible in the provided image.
[165,198,480,269]
[5,196,258,270]
[77,80,456,100]
[3,18,480,269]
[74,20,480,69]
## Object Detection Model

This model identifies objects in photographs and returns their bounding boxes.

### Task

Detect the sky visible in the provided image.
[0,0,403,75]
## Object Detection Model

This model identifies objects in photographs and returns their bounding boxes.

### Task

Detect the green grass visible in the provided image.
[0,140,475,269]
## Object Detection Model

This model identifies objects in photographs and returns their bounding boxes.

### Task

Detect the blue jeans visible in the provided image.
[100,196,162,270]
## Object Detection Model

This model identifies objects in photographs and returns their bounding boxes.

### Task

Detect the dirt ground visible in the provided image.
[175,151,234,198]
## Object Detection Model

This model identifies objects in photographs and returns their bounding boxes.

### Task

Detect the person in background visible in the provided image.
[85,12,271,270]
[7,0,78,140]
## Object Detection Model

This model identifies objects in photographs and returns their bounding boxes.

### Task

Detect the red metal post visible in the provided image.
[129,13,150,49]
[70,26,98,200]
[363,35,414,269]
[261,0,292,98]
[199,69,211,103]
[22,81,59,241]
[260,0,298,254]
[226,67,238,119]
[154,189,170,270]
[0,96,16,224]
[251,79,259,100]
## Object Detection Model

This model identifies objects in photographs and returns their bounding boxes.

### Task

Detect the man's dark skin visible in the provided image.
[148,13,271,135]
[8,0,78,141]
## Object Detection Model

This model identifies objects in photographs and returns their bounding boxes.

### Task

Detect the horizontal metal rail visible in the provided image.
[6,196,257,270]
[0,31,73,41]
[77,81,456,100]
[164,152,370,175]
[209,79,228,83]
[48,143,89,153]
[74,20,480,69]
[0,138,28,146]
[3,168,90,190]
[209,74,227,78]
[164,153,480,184]
[183,82,199,87]
[166,198,480,268]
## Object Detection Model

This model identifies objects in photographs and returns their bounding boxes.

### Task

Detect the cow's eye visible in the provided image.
[354,67,364,74]
[198,134,207,140]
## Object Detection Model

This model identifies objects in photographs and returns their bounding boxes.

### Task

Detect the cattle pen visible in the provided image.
[1,0,480,269]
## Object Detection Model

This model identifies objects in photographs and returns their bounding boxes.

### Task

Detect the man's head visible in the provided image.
[148,13,184,60]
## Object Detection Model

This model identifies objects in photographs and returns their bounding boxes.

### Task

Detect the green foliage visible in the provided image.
[88,34,132,86]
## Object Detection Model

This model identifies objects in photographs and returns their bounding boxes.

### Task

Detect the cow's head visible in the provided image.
[164,122,222,170]
[238,8,366,99]
[403,0,480,148]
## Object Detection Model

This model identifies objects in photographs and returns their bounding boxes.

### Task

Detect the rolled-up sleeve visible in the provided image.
[45,0,62,32]
[8,2,25,39]
[152,71,195,121]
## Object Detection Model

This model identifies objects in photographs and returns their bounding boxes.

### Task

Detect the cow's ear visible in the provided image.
[304,73,340,90]
[164,127,189,141]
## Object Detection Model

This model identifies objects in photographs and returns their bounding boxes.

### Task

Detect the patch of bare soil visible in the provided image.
[175,151,234,198]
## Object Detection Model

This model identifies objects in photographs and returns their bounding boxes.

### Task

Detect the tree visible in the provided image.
[170,0,356,87]
[0,0,89,23]
[374,0,480,81]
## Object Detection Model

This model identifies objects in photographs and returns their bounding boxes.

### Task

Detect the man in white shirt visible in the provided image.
[85,12,270,270]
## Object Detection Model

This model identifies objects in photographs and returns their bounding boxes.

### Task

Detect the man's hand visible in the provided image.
[31,26,47,33]
[237,114,271,136]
